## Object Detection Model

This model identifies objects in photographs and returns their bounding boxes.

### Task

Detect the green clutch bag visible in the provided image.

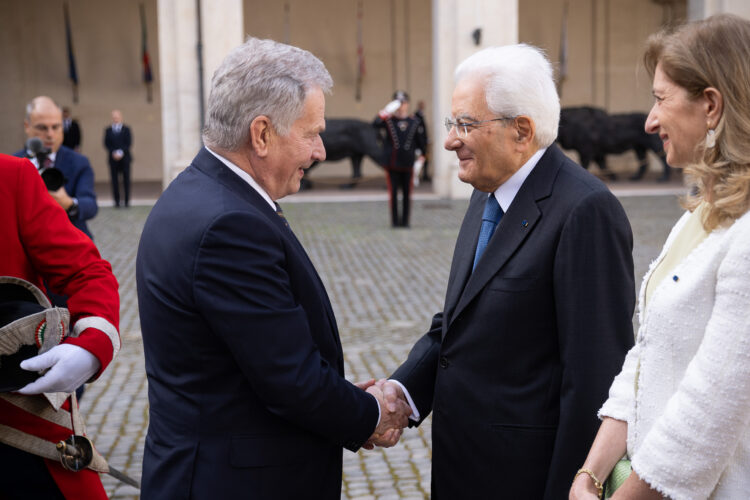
[604,458,631,498]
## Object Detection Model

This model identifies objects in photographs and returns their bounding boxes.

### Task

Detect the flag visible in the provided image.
[140,3,154,101]
[63,3,78,102]
[355,0,366,101]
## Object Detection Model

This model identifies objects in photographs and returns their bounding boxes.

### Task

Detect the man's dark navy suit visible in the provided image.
[13,145,97,238]
[136,148,379,499]
[392,145,635,499]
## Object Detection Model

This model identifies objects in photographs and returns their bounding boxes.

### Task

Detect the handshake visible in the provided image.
[356,378,412,450]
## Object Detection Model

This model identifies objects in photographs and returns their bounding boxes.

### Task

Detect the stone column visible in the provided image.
[157,0,243,187]
[689,0,750,20]
[431,0,518,199]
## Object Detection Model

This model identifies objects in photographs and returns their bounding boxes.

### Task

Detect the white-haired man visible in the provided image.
[381,44,636,498]
[136,38,410,499]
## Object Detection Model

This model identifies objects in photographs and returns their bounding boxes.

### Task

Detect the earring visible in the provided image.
[706,129,716,148]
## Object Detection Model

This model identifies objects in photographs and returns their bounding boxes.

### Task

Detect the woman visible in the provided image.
[570,14,750,500]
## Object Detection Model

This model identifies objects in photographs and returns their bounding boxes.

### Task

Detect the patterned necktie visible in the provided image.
[275,202,289,227]
[472,194,503,271]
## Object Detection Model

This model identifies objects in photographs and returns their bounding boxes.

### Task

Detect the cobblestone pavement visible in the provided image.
[80,193,685,499]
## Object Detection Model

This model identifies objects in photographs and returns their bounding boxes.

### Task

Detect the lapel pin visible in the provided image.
[521,220,528,227]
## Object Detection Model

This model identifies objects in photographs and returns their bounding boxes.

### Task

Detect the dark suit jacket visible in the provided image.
[103,124,131,166]
[392,145,635,499]
[63,119,81,150]
[12,145,98,238]
[136,148,379,499]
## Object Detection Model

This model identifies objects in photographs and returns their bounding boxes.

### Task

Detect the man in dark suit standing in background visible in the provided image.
[14,96,98,239]
[136,37,410,500]
[62,106,81,151]
[103,109,131,207]
[381,44,636,499]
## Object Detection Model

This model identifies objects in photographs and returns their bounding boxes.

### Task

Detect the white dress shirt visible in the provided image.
[206,147,275,210]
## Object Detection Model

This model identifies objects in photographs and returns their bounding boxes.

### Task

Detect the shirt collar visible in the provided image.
[205,146,276,211]
[25,150,57,169]
[493,147,546,212]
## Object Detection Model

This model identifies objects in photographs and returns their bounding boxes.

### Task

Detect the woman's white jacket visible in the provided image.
[600,209,750,500]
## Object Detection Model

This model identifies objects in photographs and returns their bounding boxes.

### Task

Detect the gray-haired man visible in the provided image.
[136,38,410,499]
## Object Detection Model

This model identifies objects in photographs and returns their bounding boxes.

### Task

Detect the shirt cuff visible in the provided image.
[388,379,420,421]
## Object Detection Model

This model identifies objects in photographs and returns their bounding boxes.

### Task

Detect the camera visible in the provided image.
[24,137,66,191]
[39,165,65,192]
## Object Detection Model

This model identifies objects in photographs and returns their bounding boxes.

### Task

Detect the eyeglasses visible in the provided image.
[444,116,515,138]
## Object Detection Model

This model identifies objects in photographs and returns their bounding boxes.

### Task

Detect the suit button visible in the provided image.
[439,356,449,368]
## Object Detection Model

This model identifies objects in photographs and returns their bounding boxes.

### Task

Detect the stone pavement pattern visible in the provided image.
[80,195,684,499]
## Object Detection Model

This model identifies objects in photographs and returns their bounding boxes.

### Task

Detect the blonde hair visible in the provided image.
[644,14,750,231]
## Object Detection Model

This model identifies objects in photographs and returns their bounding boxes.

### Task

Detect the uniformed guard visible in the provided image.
[373,91,427,228]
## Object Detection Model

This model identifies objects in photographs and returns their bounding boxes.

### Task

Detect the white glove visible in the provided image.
[413,155,425,187]
[17,344,101,395]
[383,99,401,115]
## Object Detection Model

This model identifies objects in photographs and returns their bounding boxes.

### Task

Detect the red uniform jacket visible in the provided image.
[0,154,120,499]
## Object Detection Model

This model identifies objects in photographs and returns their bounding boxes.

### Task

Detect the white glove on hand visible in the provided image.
[383,99,401,115]
[17,344,100,395]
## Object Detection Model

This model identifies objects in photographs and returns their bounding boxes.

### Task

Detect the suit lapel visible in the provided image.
[191,148,343,351]
[446,146,563,331]
[443,192,483,323]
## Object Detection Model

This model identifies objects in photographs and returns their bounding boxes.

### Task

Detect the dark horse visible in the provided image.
[557,106,671,181]
[304,118,386,189]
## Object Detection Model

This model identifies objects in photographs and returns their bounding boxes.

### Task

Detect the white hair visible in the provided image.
[454,44,560,148]
[203,37,333,151]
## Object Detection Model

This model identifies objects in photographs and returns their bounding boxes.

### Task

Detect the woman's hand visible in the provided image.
[569,417,628,499]
[569,473,602,499]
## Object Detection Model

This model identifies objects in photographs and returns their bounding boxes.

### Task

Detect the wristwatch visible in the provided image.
[66,197,80,219]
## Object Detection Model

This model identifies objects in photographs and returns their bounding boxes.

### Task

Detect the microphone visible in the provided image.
[25,137,46,157]
[24,138,65,191]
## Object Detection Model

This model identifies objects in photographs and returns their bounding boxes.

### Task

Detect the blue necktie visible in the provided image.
[472,194,503,270]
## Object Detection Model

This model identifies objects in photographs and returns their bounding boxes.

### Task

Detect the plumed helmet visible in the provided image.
[0,277,70,392]
[392,90,410,103]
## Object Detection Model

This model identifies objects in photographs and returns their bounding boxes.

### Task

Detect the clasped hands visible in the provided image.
[355,378,411,450]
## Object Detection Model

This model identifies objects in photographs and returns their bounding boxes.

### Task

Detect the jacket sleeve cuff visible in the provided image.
[598,343,640,421]
[64,326,118,379]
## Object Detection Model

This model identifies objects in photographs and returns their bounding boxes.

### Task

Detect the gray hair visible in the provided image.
[203,37,333,151]
[454,44,560,148]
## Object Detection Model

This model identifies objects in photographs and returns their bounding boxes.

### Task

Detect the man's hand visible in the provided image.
[112,149,124,161]
[48,186,74,211]
[17,344,100,394]
[354,378,376,391]
[364,383,411,448]
[379,379,408,413]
